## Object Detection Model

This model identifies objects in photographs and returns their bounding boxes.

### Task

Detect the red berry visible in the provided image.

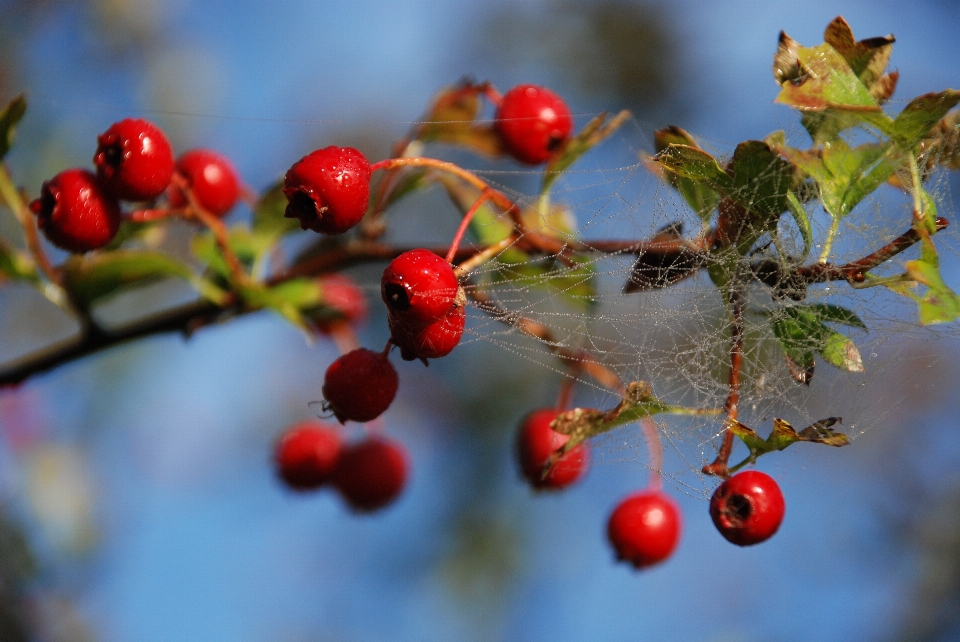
[312,273,368,335]
[381,249,461,324]
[334,436,408,512]
[709,470,785,546]
[167,149,240,217]
[388,304,465,362]
[29,168,121,253]
[608,490,682,569]
[94,118,174,201]
[495,85,574,165]
[516,408,589,490]
[283,146,371,235]
[274,421,342,491]
[321,348,399,423]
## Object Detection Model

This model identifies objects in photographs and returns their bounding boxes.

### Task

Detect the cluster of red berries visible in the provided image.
[29,118,241,253]
[274,421,408,512]
[513,408,786,569]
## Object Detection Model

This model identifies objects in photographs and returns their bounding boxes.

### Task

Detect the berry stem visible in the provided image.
[454,235,518,277]
[129,208,179,223]
[641,417,664,490]
[0,164,61,286]
[172,174,252,289]
[702,286,745,479]
[445,188,492,263]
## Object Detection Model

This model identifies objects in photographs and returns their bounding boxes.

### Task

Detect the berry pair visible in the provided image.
[381,249,465,361]
[274,421,407,512]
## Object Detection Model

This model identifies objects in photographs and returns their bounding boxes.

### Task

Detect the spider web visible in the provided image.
[433,112,960,495]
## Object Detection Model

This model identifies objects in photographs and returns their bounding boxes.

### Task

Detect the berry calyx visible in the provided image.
[274,421,342,491]
[93,118,175,201]
[167,149,241,217]
[334,436,408,512]
[381,249,462,324]
[29,168,122,253]
[321,348,399,423]
[709,470,785,546]
[516,408,589,490]
[608,490,682,569]
[388,304,465,362]
[283,146,371,235]
[495,85,574,165]
[312,273,368,335]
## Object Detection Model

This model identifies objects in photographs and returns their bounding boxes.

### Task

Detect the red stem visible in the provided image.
[446,189,492,263]
[641,417,663,490]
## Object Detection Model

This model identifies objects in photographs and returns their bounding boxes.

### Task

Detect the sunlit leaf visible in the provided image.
[541,110,630,194]
[191,226,272,279]
[730,417,847,467]
[775,42,880,113]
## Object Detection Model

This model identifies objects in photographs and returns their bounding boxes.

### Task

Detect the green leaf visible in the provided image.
[541,110,630,195]
[821,16,897,102]
[0,94,27,161]
[191,226,271,279]
[0,237,39,285]
[804,303,867,329]
[548,381,721,458]
[649,127,720,221]
[771,304,866,377]
[775,42,881,113]
[653,144,734,193]
[61,250,227,307]
[729,417,848,467]
[892,90,960,149]
[819,330,864,372]
[785,191,812,258]
[904,255,960,324]
[252,180,301,238]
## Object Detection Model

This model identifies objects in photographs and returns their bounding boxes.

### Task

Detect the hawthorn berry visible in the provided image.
[608,490,682,569]
[381,249,461,325]
[516,408,589,490]
[495,84,573,165]
[388,304,465,362]
[29,168,122,253]
[321,348,399,423]
[283,146,371,235]
[312,273,368,335]
[709,470,785,546]
[334,436,408,512]
[93,118,174,201]
[166,149,241,217]
[274,421,342,491]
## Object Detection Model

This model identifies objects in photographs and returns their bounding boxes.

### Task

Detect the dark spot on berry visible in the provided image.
[546,134,565,152]
[101,142,123,169]
[725,493,752,525]
[285,191,322,225]
[383,282,411,311]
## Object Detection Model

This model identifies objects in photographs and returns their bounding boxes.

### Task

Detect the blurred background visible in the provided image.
[1,0,960,640]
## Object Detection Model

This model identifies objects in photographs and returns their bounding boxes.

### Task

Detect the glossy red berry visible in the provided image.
[166,149,241,217]
[608,490,682,569]
[312,274,368,335]
[382,249,461,324]
[495,85,574,165]
[388,304,465,362]
[516,408,589,490]
[334,436,408,512]
[710,470,785,546]
[283,146,371,235]
[94,118,174,201]
[29,168,122,253]
[274,421,343,491]
[321,348,399,423]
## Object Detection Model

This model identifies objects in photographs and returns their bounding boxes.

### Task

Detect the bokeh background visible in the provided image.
[2,0,960,640]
